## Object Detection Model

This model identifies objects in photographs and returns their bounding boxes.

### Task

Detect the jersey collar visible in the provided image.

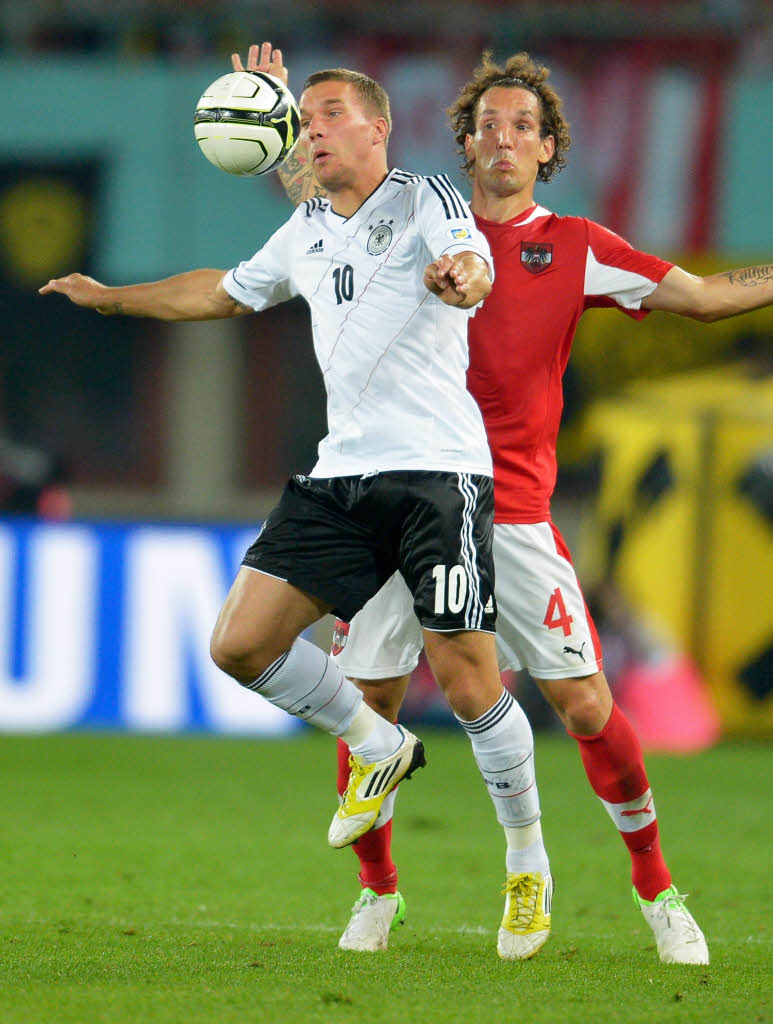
[474,204,551,229]
[329,168,403,223]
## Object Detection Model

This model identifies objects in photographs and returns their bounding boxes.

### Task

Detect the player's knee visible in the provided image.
[427,643,502,718]
[209,626,243,678]
[547,675,611,735]
[210,623,270,682]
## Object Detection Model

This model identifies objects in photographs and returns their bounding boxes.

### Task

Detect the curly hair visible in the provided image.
[448,51,571,183]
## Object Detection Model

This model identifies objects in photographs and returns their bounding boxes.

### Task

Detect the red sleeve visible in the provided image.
[583,220,673,320]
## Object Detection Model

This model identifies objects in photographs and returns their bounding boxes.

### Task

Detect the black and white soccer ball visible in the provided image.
[194,71,301,176]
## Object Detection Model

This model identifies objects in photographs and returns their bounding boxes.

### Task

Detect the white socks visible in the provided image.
[504,825,550,875]
[245,637,400,760]
[457,688,549,874]
[340,703,404,763]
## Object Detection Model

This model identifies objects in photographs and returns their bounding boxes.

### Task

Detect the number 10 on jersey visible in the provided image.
[432,564,468,614]
[332,264,354,304]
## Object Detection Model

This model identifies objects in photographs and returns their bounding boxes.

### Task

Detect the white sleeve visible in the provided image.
[222,216,299,312]
[583,220,672,311]
[414,175,493,274]
[584,247,659,310]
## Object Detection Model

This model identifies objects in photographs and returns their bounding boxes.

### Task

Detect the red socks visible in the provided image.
[337,737,398,895]
[569,703,671,901]
[337,704,670,901]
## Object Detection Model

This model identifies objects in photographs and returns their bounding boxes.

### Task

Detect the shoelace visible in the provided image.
[662,890,689,910]
[660,892,703,940]
[350,890,377,915]
[501,875,540,928]
[340,755,370,812]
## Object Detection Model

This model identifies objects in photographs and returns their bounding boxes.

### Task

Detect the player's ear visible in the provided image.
[464,133,475,163]
[538,133,555,166]
[372,116,389,147]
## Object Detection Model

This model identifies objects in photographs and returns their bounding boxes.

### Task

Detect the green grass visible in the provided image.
[0,730,770,1023]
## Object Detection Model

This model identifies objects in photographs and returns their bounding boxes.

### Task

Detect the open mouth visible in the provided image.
[313,150,332,164]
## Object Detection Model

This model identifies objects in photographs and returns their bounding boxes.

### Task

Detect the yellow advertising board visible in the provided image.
[581,373,773,737]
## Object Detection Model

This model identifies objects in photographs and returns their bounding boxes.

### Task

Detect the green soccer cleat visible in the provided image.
[328,726,426,849]
[633,884,709,964]
[497,871,553,960]
[338,888,407,951]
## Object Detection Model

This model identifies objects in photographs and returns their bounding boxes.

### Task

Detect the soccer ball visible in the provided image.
[194,71,301,176]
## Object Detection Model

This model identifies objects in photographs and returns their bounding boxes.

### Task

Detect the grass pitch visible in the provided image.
[0,729,770,1023]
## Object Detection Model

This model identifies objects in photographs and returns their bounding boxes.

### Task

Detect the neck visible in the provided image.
[470,181,537,223]
[329,164,389,218]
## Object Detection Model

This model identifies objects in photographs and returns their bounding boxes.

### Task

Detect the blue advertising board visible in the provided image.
[0,518,300,735]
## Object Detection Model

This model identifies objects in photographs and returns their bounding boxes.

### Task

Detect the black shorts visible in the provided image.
[242,470,496,630]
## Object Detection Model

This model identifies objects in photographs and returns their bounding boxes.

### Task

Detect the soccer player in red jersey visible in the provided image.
[237,44,773,964]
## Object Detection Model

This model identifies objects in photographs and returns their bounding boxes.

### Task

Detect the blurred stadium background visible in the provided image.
[0,0,771,741]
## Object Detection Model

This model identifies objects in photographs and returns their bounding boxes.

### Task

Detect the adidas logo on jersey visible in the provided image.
[306,238,324,254]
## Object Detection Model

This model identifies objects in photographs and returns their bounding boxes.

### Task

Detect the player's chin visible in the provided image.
[313,157,339,180]
[491,173,522,196]
[316,169,344,191]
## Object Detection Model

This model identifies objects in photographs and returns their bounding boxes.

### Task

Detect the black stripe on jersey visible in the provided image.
[303,197,329,217]
[392,168,421,184]
[436,174,468,219]
[430,175,463,218]
[426,175,453,219]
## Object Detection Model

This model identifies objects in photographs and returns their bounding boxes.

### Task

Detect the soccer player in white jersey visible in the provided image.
[237,44,773,963]
[40,59,555,953]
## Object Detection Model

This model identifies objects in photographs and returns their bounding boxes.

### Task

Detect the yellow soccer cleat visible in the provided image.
[497,871,553,960]
[328,727,426,849]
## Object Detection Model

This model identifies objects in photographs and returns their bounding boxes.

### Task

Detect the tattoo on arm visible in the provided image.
[277,150,327,207]
[723,265,773,287]
[97,301,124,315]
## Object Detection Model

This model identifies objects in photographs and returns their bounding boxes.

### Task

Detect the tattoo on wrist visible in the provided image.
[724,265,773,287]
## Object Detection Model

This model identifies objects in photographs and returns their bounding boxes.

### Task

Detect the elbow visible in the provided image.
[686,282,735,323]
[690,303,729,324]
[690,308,718,323]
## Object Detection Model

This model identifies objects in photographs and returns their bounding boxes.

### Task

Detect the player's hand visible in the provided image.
[231,41,288,86]
[424,253,491,308]
[39,273,114,313]
[424,254,463,301]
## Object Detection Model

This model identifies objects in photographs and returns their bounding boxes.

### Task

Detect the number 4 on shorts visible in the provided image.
[543,586,573,637]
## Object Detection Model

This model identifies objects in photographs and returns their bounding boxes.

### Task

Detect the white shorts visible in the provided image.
[331,521,602,681]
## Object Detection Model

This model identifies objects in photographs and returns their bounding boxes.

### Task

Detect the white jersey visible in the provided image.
[223,168,493,478]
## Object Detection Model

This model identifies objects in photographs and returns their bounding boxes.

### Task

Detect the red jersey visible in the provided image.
[468,205,673,523]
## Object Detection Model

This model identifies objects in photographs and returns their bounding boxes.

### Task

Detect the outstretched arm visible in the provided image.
[424,252,492,309]
[643,262,773,322]
[231,40,326,208]
[39,269,250,320]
